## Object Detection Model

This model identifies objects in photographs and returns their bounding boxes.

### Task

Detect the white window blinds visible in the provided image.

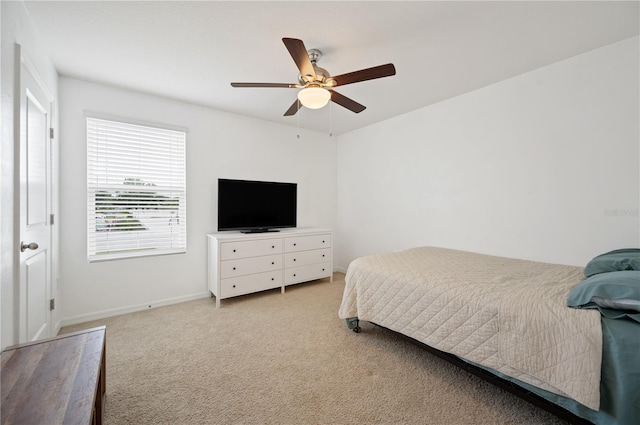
[87,117,186,261]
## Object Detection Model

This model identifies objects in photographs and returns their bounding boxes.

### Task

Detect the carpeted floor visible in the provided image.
[61,273,567,424]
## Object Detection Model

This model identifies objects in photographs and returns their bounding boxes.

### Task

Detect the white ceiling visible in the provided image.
[23,1,639,135]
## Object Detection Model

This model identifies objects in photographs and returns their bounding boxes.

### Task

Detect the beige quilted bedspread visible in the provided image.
[338,247,602,410]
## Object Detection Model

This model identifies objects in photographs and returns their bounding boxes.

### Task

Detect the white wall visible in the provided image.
[59,78,337,325]
[335,36,639,269]
[1,1,59,349]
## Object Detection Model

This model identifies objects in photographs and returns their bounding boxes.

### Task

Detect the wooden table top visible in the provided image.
[1,326,106,425]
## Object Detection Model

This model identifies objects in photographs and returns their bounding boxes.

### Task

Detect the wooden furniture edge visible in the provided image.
[2,326,106,352]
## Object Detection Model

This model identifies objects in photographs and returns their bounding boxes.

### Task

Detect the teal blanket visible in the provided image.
[596,316,640,425]
[563,270,640,424]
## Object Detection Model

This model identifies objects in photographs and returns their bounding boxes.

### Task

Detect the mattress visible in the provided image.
[338,246,602,410]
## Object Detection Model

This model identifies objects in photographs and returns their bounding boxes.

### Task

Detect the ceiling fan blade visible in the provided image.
[329,90,366,113]
[331,63,396,87]
[231,82,298,88]
[282,38,316,81]
[283,99,302,116]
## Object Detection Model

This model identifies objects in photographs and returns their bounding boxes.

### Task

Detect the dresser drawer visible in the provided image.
[284,234,331,252]
[284,248,331,268]
[220,254,282,278]
[221,271,283,298]
[284,262,331,285]
[220,238,282,260]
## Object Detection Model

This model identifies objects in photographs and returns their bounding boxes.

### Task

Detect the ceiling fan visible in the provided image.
[231,37,396,116]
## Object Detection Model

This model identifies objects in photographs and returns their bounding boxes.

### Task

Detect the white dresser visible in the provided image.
[207,228,333,307]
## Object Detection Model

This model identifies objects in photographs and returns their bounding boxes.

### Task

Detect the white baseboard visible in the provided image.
[60,292,210,327]
[54,319,62,336]
[335,266,348,274]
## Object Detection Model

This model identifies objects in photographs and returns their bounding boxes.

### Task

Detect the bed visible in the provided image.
[338,247,640,425]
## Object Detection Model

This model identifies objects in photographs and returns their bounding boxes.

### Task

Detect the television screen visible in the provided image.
[217,179,297,233]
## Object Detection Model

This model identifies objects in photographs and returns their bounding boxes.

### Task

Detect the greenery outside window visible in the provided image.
[87,116,186,261]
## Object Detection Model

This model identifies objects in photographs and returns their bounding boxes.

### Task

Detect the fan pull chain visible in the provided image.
[329,100,333,138]
[297,99,301,139]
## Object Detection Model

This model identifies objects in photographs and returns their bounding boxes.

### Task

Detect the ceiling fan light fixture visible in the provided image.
[297,87,331,109]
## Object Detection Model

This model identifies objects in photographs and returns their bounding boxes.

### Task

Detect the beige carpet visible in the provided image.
[61,274,567,424]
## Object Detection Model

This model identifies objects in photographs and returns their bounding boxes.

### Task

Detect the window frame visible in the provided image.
[86,113,187,262]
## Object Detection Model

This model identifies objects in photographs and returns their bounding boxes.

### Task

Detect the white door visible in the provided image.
[18,53,53,342]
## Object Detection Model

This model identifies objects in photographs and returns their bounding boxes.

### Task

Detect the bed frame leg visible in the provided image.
[346,318,361,333]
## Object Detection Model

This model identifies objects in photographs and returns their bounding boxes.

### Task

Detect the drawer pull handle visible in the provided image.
[322,254,325,257]
[322,268,325,271]
[233,249,237,253]
[272,245,275,248]
[271,262,275,265]
[322,241,325,243]
[232,285,236,288]
[293,243,296,246]
[271,278,274,281]
[293,258,296,262]
[293,274,296,277]
[233,267,236,270]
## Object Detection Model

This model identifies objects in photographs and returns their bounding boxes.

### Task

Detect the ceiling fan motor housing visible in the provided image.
[298,49,335,87]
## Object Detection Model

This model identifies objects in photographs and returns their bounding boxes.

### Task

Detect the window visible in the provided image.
[87,116,186,261]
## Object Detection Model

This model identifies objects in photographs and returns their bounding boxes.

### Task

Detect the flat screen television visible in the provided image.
[217,178,297,233]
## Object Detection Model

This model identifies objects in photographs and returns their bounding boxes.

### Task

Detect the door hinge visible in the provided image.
[50,214,55,225]
[50,299,55,311]
[50,128,54,139]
